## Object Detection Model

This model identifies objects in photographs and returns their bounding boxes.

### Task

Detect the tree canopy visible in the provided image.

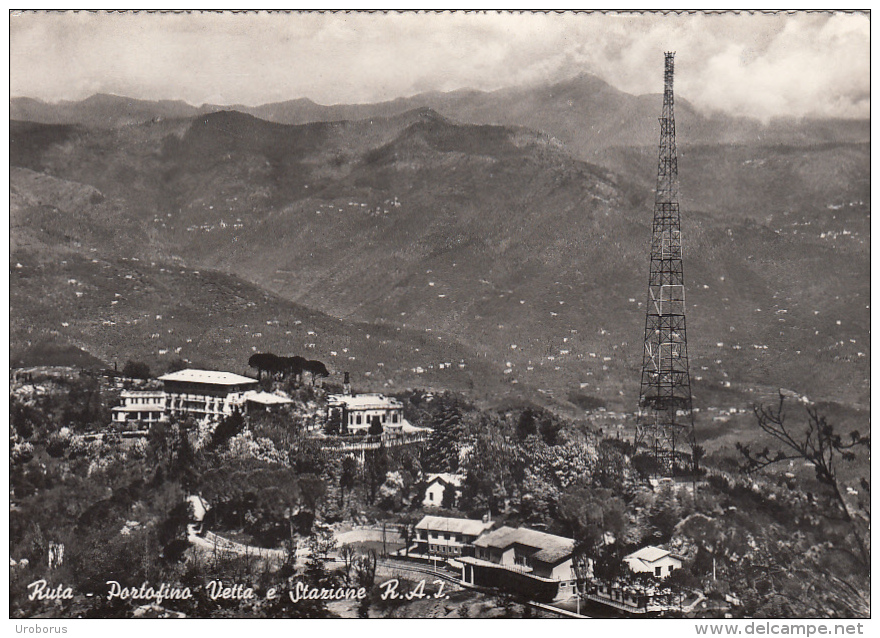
[248,353,328,382]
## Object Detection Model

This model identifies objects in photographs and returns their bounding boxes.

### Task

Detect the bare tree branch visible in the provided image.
[738,393,870,564]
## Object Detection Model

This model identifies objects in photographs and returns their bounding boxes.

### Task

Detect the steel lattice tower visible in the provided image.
[635,52,695,472]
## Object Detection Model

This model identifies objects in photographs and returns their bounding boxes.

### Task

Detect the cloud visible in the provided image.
[10,11,869,120]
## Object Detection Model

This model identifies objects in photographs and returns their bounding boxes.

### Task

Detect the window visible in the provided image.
[356,414,362,425]
[655,566,662,577]
[429,492,434,501]
[392,413,398,423]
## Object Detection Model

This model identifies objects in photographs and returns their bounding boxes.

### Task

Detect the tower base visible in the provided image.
[634,416,692,477]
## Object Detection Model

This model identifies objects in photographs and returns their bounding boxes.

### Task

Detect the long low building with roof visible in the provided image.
[243,390,295,412]
[405,516,579,602]
[413,515,495,559]
[459,526,578,602]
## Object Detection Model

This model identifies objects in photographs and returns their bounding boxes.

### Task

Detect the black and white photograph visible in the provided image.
[7,8,871,625]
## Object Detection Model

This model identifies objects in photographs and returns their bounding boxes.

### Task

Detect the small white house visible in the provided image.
[423,473,465,507]
[623,546,683,578]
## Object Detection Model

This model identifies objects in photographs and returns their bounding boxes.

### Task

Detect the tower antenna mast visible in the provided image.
[635,52,695,474]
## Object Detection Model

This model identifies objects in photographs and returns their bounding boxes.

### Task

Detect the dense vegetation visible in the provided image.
[10,373,868,618]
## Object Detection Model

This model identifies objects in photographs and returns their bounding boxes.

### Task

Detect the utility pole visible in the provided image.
[635,52,696,476]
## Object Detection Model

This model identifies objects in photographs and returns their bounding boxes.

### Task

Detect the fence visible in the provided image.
[321,431,429,453]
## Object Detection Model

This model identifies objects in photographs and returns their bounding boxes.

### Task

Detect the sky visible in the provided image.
[9,10,870,121]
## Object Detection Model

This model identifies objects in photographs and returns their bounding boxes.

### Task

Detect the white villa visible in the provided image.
[326,392,407,433]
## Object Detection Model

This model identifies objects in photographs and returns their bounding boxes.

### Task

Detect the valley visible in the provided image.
[9,77,870,457]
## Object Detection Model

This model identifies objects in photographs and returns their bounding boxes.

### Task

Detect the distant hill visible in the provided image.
[12,73,868,158]
[10,94,201,128]
[10,339,107,370]
[9,250,499,397]
[9,109,869,419]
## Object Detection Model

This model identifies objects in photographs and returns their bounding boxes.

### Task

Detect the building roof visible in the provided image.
[120,390,165,397]
[400,422,430,434]
[427,473,464,488]
[624,546,672,564]
[415,515,494,537]
[327,393,402,410]
[474,526,574,565]
[158,369,258,386]
[243,391,294,405]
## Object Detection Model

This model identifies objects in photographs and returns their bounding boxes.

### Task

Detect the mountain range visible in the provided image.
[11,72,869,158]
[9,73,870,448]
